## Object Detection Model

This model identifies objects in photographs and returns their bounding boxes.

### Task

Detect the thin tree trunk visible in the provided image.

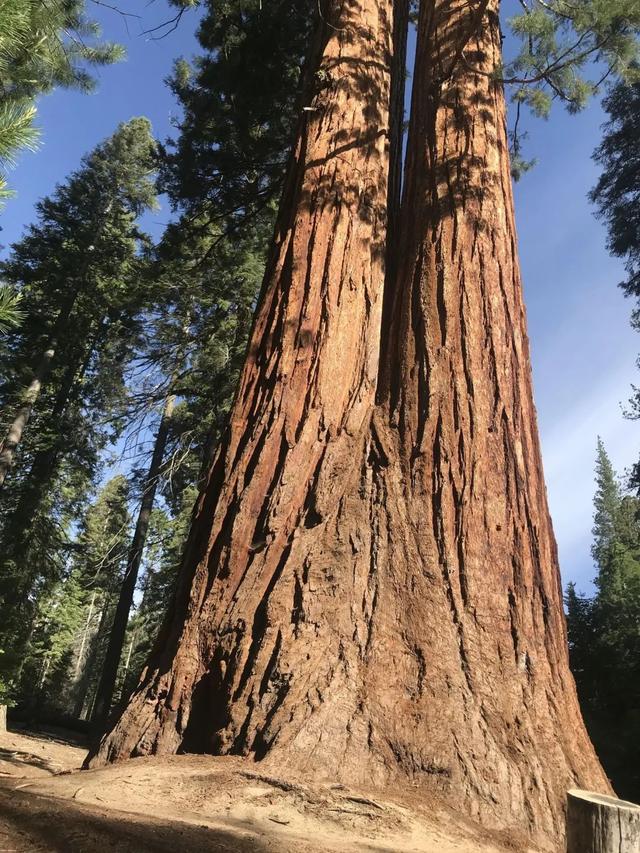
[4,315,108,535]
[91,392,177,728]
[121,629,137,688]
[37,656,50,691]
[0,704,6,734]
[74,591,97,679]
[0,286,85,490]
[74,595,111,721]
[0,344,56,488]
[88,0,394,764]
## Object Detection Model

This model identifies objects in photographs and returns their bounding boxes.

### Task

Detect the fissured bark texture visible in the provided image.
[88,0,396,790]
[373,0,609,845]
[89,0,608,848]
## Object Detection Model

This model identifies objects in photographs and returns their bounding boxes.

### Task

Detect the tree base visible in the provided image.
[30,752,543,852]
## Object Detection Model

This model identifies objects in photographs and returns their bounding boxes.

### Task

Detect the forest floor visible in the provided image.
[0,727,539,852]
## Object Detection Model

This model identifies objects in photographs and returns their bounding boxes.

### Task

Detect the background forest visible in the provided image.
[0,0,639,810]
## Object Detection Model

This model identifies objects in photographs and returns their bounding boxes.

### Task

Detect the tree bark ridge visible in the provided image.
[88,0,395,779]
[88,1,609,849]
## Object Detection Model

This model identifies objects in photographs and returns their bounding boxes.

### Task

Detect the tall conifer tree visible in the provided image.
[0,119,156,687]
[567,442,640,801]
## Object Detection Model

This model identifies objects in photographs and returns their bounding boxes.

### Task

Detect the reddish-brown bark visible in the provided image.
[88,0,396,786]
[89,0,609,848]
[372,0,610,842]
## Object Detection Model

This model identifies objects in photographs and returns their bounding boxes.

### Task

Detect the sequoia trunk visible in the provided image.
[89,0,608,849]
[371,0,609,843]
[89,0,394,775]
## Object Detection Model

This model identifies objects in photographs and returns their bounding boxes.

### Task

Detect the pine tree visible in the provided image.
[159,0,313,233]
[592,437,622,573]
[0,119,156,688]
[567,443,640,801]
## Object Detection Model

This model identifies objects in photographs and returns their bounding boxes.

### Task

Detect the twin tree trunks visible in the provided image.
[89,0,610,849]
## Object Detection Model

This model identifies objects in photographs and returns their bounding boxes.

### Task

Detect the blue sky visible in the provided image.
[2,1,638,594]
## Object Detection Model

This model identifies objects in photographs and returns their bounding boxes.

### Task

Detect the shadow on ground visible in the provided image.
[0,785,272,853]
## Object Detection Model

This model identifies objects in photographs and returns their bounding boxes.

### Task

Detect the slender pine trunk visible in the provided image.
[0,345,56,489]
[0,287,84,489]
[74,590,97,680]
[91,392,177,728]
[5,316,108,530]
[74,595,112,720]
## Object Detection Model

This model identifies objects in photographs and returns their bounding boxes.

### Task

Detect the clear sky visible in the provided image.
[2,1,637,594]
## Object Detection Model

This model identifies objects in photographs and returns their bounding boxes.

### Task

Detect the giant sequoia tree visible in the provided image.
[88,0,640,848]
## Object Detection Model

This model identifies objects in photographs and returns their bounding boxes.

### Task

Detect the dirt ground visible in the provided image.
[0,728,539,852]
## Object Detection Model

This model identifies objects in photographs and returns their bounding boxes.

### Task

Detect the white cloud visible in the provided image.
[539,363,639,591]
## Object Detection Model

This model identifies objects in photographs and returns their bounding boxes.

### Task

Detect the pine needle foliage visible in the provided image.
[0,284,23,333]
[0,0,124,199]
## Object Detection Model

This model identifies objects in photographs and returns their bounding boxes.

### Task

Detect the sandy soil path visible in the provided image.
[0,729,539,852]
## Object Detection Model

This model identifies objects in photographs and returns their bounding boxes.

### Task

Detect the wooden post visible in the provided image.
[0,704,6,734]
[567,789,640,852]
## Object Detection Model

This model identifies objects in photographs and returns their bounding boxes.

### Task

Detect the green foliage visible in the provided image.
[492,0,640,173]
[505,0,640,114]
[0,0,124,199]
[0,284,23,333]
[591,79,640,300]
[591,437,622,569]
[159,0,313,230]
[566,440,640,801]
[0,120,157,687]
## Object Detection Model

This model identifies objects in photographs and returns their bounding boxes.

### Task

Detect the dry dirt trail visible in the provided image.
[0,729,541,852]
